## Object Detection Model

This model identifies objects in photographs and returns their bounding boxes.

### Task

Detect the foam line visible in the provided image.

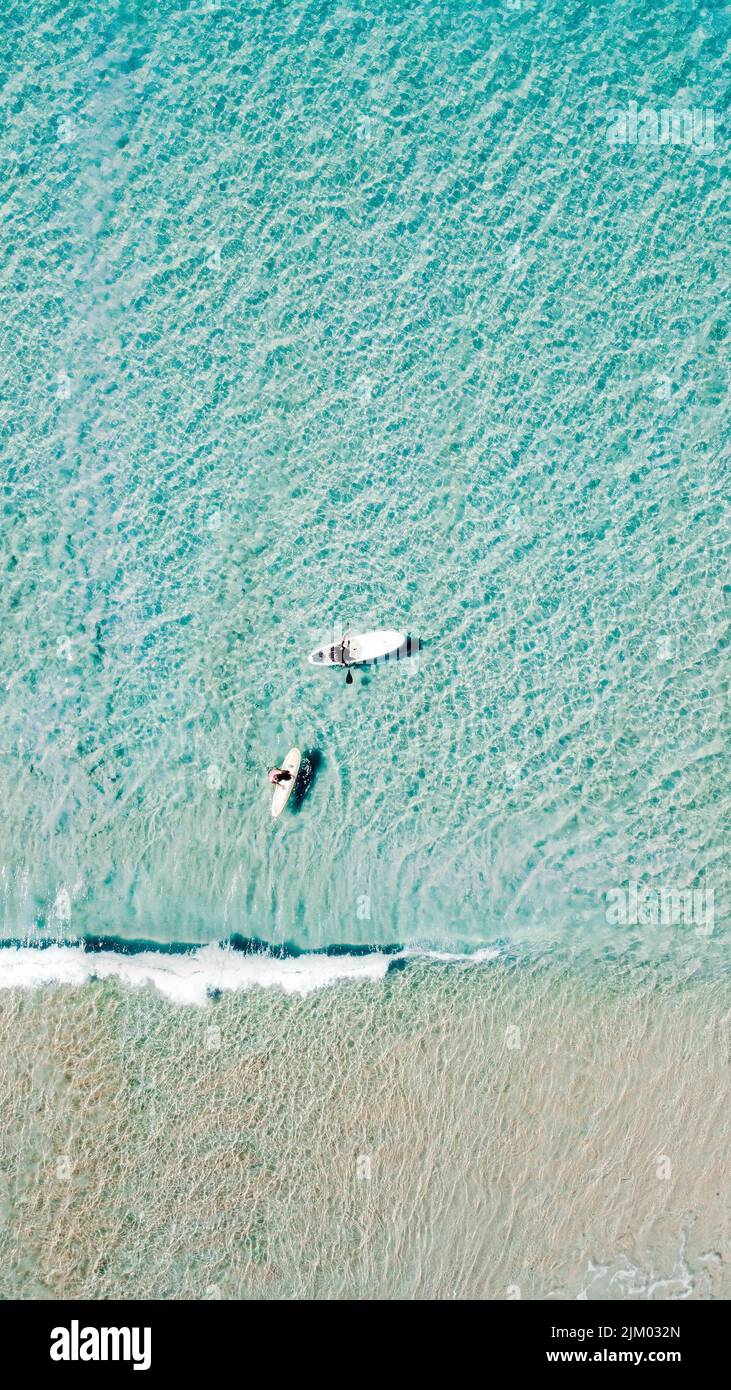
[0,942,394,1005]
[0,939,501,1005]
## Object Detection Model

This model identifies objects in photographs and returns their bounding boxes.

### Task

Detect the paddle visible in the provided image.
[340,630,354,685]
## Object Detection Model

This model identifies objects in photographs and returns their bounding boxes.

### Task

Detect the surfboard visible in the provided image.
[271,747,301,819]
[308,629,408,666]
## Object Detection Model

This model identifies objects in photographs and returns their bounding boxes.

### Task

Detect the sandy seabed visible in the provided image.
[0,953,728,1301]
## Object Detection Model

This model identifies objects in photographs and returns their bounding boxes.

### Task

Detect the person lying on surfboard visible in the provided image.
[268,766,292,786]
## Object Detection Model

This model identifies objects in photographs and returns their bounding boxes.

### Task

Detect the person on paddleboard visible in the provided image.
[268,766,292,786]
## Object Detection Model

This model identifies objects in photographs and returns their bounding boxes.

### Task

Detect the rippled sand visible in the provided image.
[0,956,727,1300]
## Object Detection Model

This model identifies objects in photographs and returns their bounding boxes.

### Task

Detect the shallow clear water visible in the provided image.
[2,0,727,955]
[1,958,729,1301]
[0,0,729,1300]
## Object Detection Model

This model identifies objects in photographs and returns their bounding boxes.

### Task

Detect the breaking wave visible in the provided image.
[0,937,501,1006]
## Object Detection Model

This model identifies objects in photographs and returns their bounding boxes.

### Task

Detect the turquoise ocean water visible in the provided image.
[2,0,727,967]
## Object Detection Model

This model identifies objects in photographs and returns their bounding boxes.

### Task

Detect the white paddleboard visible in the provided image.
[308,629,407,666]
[271,747,301,819]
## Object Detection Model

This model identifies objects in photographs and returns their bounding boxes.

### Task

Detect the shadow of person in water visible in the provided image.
[291,747,323,810]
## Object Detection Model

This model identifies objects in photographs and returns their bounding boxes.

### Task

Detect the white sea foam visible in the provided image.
[0,942,501,1005]
[0,943,394,1006]
[406,946,501,964]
